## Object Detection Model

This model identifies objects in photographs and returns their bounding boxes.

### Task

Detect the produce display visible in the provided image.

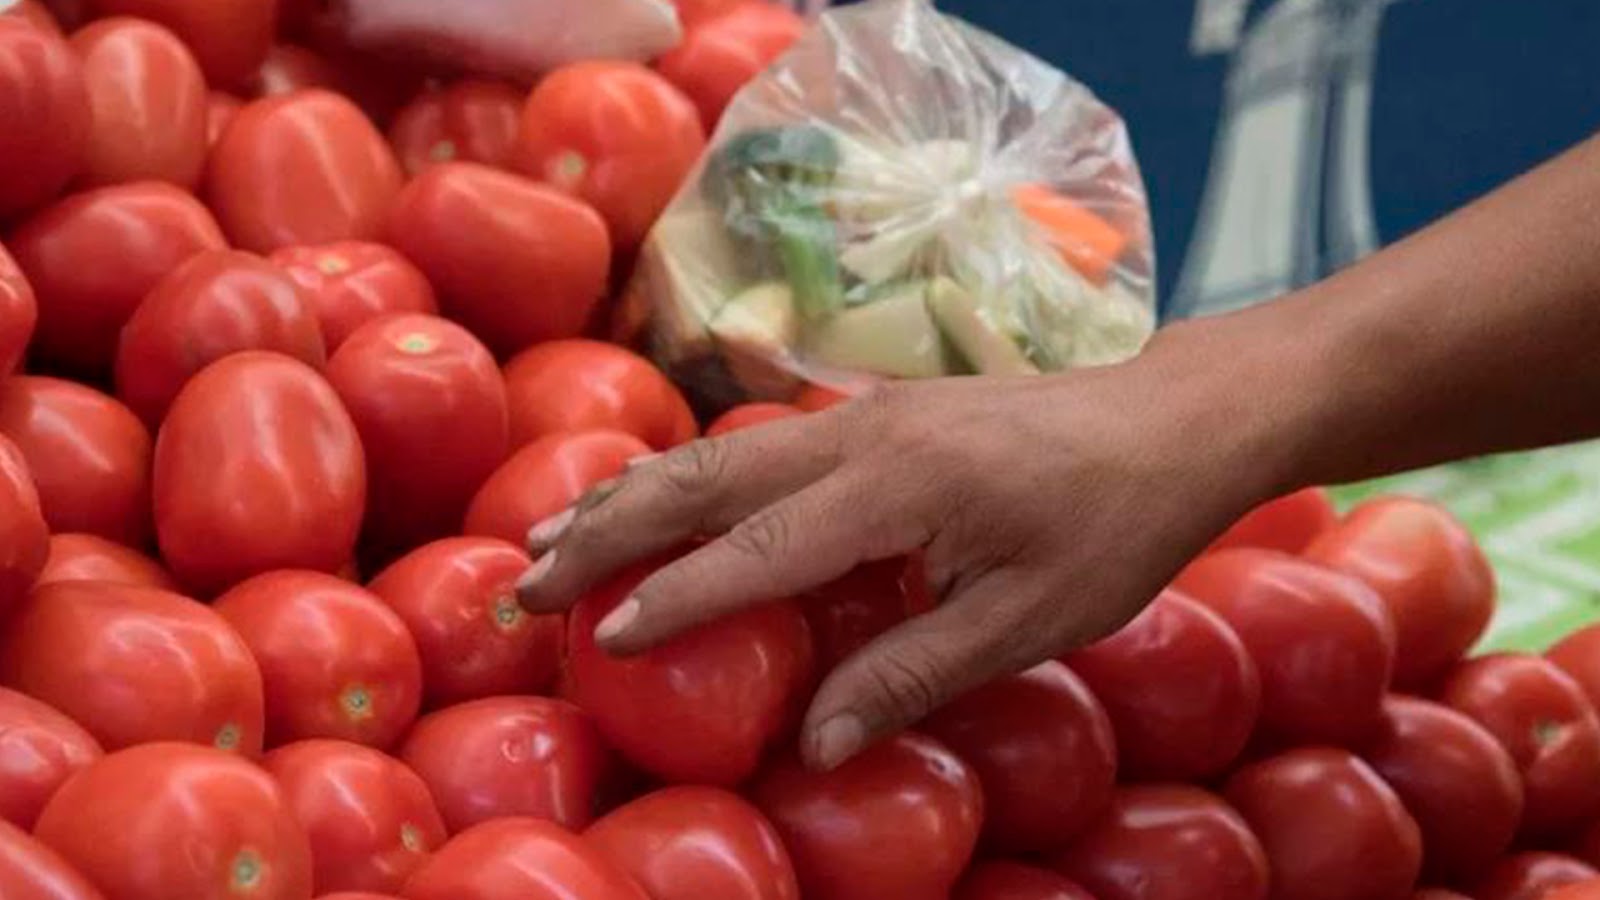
[1,1,1599,900]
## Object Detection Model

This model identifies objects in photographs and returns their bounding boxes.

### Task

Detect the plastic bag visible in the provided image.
[630,0,1157,410]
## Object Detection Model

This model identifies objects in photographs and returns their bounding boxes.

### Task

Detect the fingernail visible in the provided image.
[527,507,576,547]
[812,714,866,770]
[625,452,660,470]
[515,552,555,596]
[594,597,641,643]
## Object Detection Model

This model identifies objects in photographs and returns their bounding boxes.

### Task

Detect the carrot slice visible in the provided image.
[1011,183,1127,286]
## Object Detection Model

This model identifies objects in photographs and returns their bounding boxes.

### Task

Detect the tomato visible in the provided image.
[503,340,696,451]
[956,862,1096,900]
[1305,496,1494,689]
[1547,623,1600,713]
[666,0,745,28]
[69,17,206,189]
[35,743,311,900]
[567,555,814,786]
[0,240,38,377]
[37,532,174,589]
[0,687,100,830]
[322,895,403,900]
[385,162,611,357]
[708,403,805,437]
[262,739,447,895]
[271,241,439,351]
[0,18,89,220]
[367,537,562,706]
[1473,852,1600,900]
[1546,882,1600,900]
[208,90,404,253]
[9,181,224,376]
[516,61,704,248]
[752,733,982,900]
[1224,747,1421,900]
[0,819,104,900]
[2,1,61,33]
[390,80,525,177]
[1174,549,1395,747]
[656,2,804,129]
[327,314,509,558]
[84,0,274,89]
[463,430,651,546]
[115,249,328,426]
[1208,487,1338,554]
[795,384,849,412]
[801,556,931,673]
[206,89,241,145]
[400,817,646,900]
[0,377,151,546]
[155,352,365,596]
[0,434,46,614]
[1064,589,1260,781]
[1440,653,1600,838]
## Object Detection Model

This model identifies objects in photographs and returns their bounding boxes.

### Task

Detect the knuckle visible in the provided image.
[658,440,728,496]
[862,639,948,726]
[723,510,792,564]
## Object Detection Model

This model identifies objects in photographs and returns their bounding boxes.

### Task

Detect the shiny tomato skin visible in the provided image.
[69,17,206,189]
[955,861,1097,900]
[34,742,312,900]
[385,162,611,357]
[271,241,438,352]
[0,818,104,900]
[400,817,647,900]
[463,430,651,546]
[1064,588,1260,781]
[37,533,174,589]
[0,377,151,546]
[0,687,101,830]
[1440,653,1600,838]
[155,352,366,596]
[0,239,39,378]
[1306,496,1494,689]
[84,0,274,89]
[390,80,525,177]
[708,402,805,437]
[206,89,241,145]
[0,434,47,614]
[115,249,327,427]
[503,340,696,451]
[8,181,225,376]
[752,733,983,900]
[208,90,404,253]
[1547,624,1600,713]
[656,3,804,129]
[262,739,447,895]
[214,571,423,749]
[0,18,89,220]
[1473,852,1599,900]
[367,537,562,706]
[1208,487,1339,554]
[801,556,931,673]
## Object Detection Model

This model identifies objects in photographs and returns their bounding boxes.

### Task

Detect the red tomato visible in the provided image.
[0,687,100,830]
[34,743,311,900]
[1440,653,1600,838]
[1065,589,1260,781]
[463,430,650,546]
[385,162,611,357]
[0,18,89,219]
[1174,549,1395,747]
[516,61,704,248]
[956,862,1096,900]
[208,90,404,253]
[801,556,931,672]
[586,786,800,900]
[398,696,613,834]
[1208,487,1339,554]
[1547,624,1600,713]
[215,571,422,749]
[0,377,151,546]
[2,1,61,33]
[115,249,328,426]
[567,555,814,786]
[0,434,46,614]
[367,537,562,706]
[656,2,804,129]
[271,241,439,351]
[400,817,646,900]
[0,239,39,378]
[1473,852,1599,900]
[503,340,696,451]
[1546,882,1600,900]
[69,17,206,189]
[390,80,525,177]
[752,733,983,900]
[84,0,274,89]
[1305,496,1494,688]
[8,181,224,375]
[708,403,805,437]
[795,383,849,412]
[37,532,174,589]
[206,89,241,145]
[922,662,1116,854]
[322,895,404,900]
[1225,747,1422,900]
[327,314,509,557]
[155,352,366,596]
[0,819,104,900]
[262,739,447,895]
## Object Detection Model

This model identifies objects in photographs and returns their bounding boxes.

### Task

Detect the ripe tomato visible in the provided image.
[0,241,36,377]
[1065,589,1260,781]
[922,662,1116,854]
[503,340,696,451]
[0,687,100,830]
[1546,882,1600,900]
[69,17,206,189]
[1440,653,1600,838]
[401,817,647,900]
[567,555,814,786]
[801,556,931,672]
[1473,852,1600,900]
[367,537,562,706]
[8,181,224,375]
[0,434,46,614]
[2,1,61,33]
[463,430,651,546]
[115,249,327,426]
[208,90,404,253]
[84,0,274,89]
[0,18,89,220]
[1305,496,1494,688]
[956,862,1096,900]
[390,80,525,177]
[398,697,613,834]
[708,402,805,437]
[206,89,241,145]
[271,241,439,351]
[155,352,365,596]
[752,733,982,900]
[327,314,509,557]
[0,377,151,546]
[37,532,174,589]
[1225,747,1422,900]
[385,162,611,357]
[215,571,422,749]
[1547,624,1600,713]
[0,819,104,900]
[262,739,447,895]
[1208,487,1339,554]
[1175,549,1395,747]
[35,743,311,900]
[656,2,804,129]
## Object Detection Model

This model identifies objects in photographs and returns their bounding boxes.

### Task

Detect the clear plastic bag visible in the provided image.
[630,0,1157,410]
